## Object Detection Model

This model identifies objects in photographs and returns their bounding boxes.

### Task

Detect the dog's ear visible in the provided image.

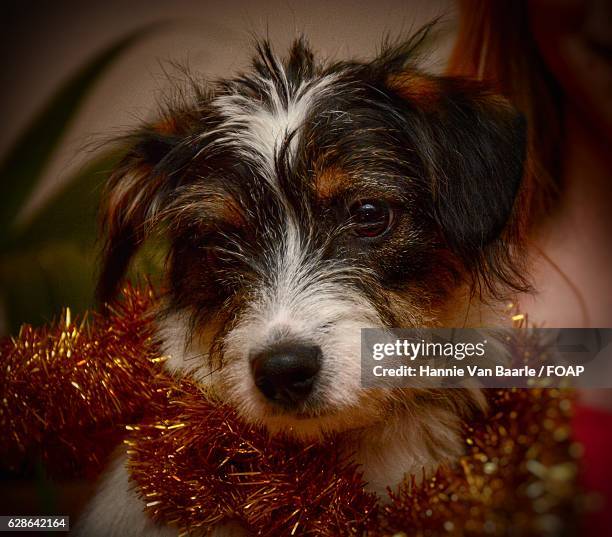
[97,123,189,302]
[408,77,526,258]
[382,61,527,291]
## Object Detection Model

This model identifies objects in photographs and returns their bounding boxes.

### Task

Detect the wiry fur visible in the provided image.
[81,29,527,536]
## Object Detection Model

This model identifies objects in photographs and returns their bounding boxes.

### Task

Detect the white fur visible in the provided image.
[207,71,339,187]
[159,309,215,386]
[74,453,174,537]
[351,407,465,497]
[221,225,387,438]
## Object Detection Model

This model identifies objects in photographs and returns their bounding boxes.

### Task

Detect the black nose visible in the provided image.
[251,343,322,406]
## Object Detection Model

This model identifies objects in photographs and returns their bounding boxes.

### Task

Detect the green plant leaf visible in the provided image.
[7,150,125,251]
[0,148,168,332]
[0,236,166,333]
[0,24,157,242]
[0,243,97,333]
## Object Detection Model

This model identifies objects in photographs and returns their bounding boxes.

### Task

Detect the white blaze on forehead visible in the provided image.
[210,67,339,186]
[226,219,381,358]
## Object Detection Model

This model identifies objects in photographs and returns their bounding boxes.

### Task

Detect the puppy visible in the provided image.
[76,32,527,536]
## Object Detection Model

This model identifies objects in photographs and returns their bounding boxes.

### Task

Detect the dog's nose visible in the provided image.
[251,343,322,406]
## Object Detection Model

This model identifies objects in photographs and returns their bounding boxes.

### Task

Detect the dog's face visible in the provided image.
[99,36,526,439]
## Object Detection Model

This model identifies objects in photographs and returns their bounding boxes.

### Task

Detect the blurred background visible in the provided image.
[0,0,455,525]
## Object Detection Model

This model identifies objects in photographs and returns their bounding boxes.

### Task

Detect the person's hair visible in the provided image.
[447,0,563,230]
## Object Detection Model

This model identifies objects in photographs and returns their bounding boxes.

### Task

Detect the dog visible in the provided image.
[76,30,527,536]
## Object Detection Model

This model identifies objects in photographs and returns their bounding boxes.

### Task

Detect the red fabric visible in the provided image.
[572,404,612,534]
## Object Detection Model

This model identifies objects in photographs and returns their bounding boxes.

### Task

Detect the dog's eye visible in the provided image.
[349,200,393,238]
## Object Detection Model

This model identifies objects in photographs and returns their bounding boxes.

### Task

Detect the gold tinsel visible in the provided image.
[0,286,581,535]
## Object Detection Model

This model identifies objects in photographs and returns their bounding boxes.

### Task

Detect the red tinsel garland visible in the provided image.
[0,286,582,535]
[128,378,378,536]
[0,286,164,476]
